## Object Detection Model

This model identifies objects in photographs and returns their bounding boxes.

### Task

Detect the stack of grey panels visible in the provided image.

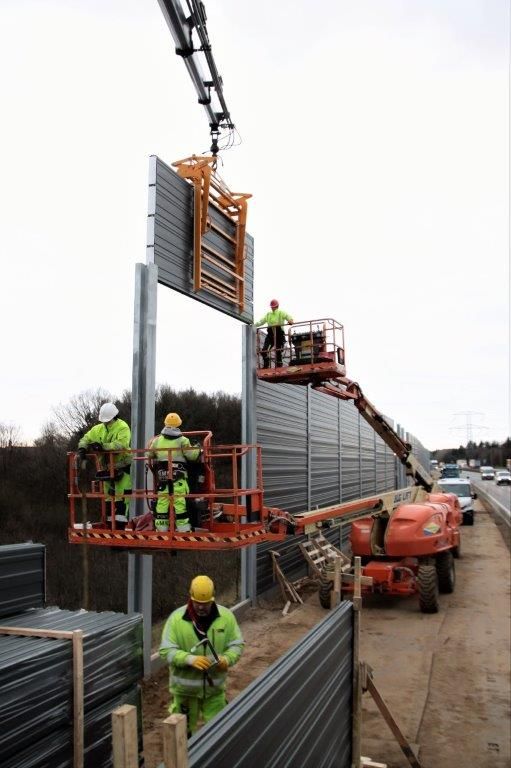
[0,543,45,617]
[0,543,143,768]
[0,607,143,767]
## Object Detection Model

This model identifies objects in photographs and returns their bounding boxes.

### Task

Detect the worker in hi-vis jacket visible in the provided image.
[77,402,132,524]
[255,298,294,368]
[148,412,200,533]
[159,575,244,736]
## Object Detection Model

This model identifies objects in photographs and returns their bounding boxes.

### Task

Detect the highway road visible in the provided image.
[462,469,510,528]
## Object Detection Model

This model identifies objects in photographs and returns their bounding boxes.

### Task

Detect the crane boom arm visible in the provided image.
[156,0,234,151]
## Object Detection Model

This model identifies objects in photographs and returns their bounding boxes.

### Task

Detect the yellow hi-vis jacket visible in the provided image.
[159,603,244,698]
[78,418,131,468]
[255,308,293,327]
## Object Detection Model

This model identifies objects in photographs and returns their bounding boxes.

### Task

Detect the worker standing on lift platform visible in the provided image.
[159,575,244,737]
[77,402,132,526]
[255,299,294,368]
[148,413,200,533]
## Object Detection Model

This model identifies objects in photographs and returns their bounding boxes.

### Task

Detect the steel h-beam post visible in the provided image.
[128,262,157,678]
[241,323,257,603]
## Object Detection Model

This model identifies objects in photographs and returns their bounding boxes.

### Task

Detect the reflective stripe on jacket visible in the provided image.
[159,604,244,698]
[255,308,293,327]
[78,419,131,468]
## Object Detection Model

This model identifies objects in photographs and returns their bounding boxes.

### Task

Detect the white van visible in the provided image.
[437,477,477,526]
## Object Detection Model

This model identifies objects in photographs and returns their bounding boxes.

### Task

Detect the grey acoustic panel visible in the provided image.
[360,417,376,497]
[187,602,353,768]
[147,155,254,323]
[340,399,361,501]
[0,543,45,618]
[256,381,308,513]
[310,389,341,509]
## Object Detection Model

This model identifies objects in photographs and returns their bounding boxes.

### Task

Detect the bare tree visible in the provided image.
[0,422,22,448]
[51,389,114,440]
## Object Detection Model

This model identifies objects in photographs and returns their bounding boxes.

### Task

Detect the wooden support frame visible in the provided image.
[0,626,84,768]
[269,549,310,614]
[361,662,423,768]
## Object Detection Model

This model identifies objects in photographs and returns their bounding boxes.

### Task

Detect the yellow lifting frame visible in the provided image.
[172,155,251,313]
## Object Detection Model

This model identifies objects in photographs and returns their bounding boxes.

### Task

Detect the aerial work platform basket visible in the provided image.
[67,432,284,551]
[256,318,346,384]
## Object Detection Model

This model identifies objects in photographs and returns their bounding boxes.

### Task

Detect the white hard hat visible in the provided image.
[98,402,119,422]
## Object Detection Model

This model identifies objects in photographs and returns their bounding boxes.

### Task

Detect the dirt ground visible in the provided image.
[141,500,511,768]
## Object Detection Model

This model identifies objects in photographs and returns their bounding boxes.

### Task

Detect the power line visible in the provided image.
[450,411,487,444]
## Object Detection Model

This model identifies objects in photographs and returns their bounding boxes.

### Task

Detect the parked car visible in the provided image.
[437,478,477,525]
[480,466,495,480]
[495,470,511,486]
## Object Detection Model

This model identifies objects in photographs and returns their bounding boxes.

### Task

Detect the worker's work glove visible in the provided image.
[186,655,212,671]
[90,442,103,452]
[216,655,229,672]
[77,447,87,460]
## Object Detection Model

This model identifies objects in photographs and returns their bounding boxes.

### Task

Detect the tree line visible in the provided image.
[431,438,511,468]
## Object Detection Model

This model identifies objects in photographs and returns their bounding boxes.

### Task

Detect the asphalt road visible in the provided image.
[467,473,511,528]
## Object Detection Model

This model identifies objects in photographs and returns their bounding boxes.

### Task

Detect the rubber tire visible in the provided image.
[452,541,460,559]
[417,561,439,613]
[436,551,455,594]
[318,577,333,609]
[463,511,474,526]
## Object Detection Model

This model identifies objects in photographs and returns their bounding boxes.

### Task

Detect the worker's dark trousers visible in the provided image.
[262,326,285,367]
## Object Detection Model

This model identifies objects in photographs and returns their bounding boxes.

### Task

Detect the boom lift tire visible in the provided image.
[436,550,455,594]
[417,560,439,613]
[318,575,334,609]
[452,541,461,559]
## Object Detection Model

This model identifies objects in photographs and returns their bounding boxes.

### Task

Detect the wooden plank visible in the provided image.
[366,676,423,768]
[282,601,291,616]
[163,713,189,768]
[360,758,388,767]
[72,630,84,768]
[0,626,74,639]
[112,705,139,768]
[351,557,362,768]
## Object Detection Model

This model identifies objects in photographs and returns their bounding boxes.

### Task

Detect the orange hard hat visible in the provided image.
[270,299,279,308]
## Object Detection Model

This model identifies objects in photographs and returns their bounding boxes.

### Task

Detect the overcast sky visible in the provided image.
[1,0,509,451]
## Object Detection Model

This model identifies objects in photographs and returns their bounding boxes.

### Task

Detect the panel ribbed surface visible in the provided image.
[310,388,341,508]
[256,381,308,512]
[187,602,353,768]
[0,543,45,618]
[255,383,429,596]
[0,607,143,765]
[148,156,254,323]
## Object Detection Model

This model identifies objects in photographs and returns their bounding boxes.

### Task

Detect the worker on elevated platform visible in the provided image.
[77,402,132,524]
[159,575,244,737]
[148,413,200,533]
[255,299,294,368]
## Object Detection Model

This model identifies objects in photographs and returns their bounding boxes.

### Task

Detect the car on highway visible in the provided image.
[495,470,511,486]
[437,477,477,526]
[480,466,495,481]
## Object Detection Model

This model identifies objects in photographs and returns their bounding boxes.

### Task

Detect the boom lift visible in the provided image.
[255,318,462,613]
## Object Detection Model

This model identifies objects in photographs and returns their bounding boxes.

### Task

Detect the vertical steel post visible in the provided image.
[128,262,157,678]
[241,323,257,603]
[307,384,312,509]
[358,413,362,498]
[338,400,343,503]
